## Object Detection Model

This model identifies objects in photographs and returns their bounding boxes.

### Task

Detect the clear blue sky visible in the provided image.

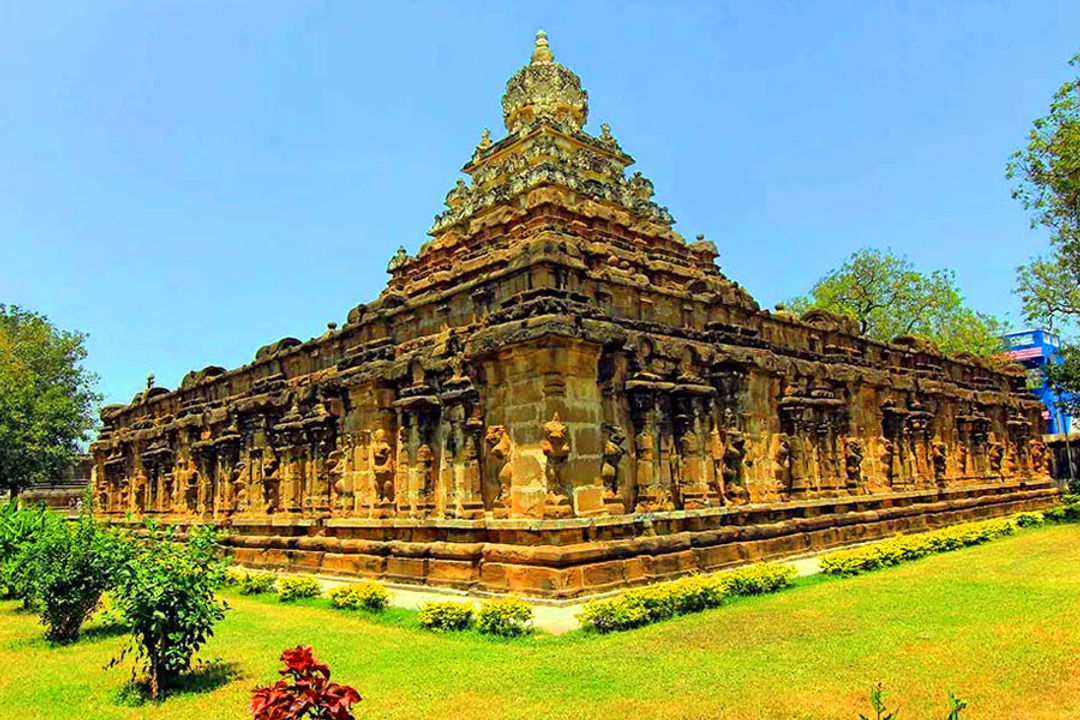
[3,1,1078,406]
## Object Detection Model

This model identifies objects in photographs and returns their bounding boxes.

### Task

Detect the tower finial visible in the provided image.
[531,29,554,64]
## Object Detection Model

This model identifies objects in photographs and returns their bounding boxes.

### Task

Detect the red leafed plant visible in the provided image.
[250,646,361,720]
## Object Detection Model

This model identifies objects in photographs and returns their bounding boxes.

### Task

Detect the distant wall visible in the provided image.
[19,454,92,510]
[1043,434,1080,490]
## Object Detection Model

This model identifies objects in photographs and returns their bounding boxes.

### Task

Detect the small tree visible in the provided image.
[29,509,124,643]
[109,524,228,698]
[0,305,101,499]
[0,501,61,608]
[786,248,1005,355]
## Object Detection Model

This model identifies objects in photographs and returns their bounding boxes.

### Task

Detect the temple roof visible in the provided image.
[502,30,589,134]
[425,31,675,240]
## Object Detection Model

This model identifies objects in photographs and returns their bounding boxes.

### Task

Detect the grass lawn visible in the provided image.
[1,524,1078,720]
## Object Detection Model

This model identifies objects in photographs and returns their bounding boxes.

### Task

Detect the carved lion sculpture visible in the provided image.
[484,425,515,504]
[541,413,570,460]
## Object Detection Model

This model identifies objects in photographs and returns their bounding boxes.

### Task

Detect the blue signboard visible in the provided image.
[1002,329,1073,434]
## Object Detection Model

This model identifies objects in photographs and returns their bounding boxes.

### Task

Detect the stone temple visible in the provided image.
[91,32,1057,598]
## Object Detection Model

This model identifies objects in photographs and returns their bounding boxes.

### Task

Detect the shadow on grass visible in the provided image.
[114,659,243,707]
[79,622,129,643]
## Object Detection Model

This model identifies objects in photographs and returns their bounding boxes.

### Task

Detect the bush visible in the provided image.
[277,576,322,602]
[0,502,61,606]
[236,571,278,596]
[251,645,361,720]
[109,524,229,698]
[577,562,796,634]
[418,600,473,632]
[476,597,534,637]
[28,511,125,643]
[1013,511,1045,528]
[820,518,1016,577]
[328,581,390,612]
[223,567,246,587]
[723,562,797,595]
[1047,500,1080,522]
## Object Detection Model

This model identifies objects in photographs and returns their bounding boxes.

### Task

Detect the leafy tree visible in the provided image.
[109,524,229,698]
[786,248,1006,355]
[28,507,125,643]
[1010,53,1080,422]
[1008,53,1080,256]
[0,305,101,498]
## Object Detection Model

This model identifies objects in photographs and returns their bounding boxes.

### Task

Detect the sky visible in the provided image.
[2,1,1079,407]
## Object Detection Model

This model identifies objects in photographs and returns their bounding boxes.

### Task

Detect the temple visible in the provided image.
[90,32,1057,598]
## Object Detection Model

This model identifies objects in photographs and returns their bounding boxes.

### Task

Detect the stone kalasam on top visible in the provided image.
[91,32,1057,598]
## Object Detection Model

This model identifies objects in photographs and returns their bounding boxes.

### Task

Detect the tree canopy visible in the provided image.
[0,305,100,497]
[1010,52,1080,418]
[785,248,1006,355]
[1012,54,1080,333]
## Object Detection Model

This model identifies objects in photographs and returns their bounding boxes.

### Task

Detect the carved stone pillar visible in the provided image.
[629,387,673,512]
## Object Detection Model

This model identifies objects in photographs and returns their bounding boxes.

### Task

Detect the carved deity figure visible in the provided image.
[118,478,131,510]
[230,461,248,513]
[134,471,149,511]
[1030,439,1049,477]
[677,429,708,507]
[635,429,655,490]
[414,443,435,514]
[931,441,948,484]
[601,425,626,497]
[455,418,484,517]
[262,451,281,513]
[878,438,895,487]
[328,449,349,514]
[371,429,395,504]
[773,433,793,498]
[634,426,673,512]
[721,415,749,504]
[988,442,1005,477]
[844,439,863,491]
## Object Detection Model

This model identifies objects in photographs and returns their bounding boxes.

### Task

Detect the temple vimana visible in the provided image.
[91,33,1057,598]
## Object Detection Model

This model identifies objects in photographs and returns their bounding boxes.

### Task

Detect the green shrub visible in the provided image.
[0,502,61,606]
[724,562,797,595]
[222,567,246,587]
[1060,493,1080,505]
[577,562,796,634]
[1013,511,1045,528]
[277,576,322,602]
[109,524,228,698]
[820,518,1017,577]
[1044,501,1080,522]
[328,581,390,612]
[476,597,534,637]
[418,600,473,632]
[28,511,125,643]
[236,571,277,596]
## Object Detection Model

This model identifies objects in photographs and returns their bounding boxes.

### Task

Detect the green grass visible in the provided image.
[2,524,1079,720]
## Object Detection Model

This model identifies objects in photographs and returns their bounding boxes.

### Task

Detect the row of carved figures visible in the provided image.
[94,410,1049,520]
